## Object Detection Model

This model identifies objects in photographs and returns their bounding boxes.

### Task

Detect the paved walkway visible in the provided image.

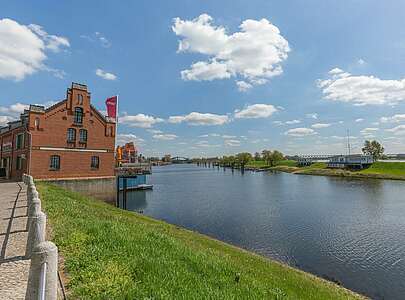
[0,181,30,300]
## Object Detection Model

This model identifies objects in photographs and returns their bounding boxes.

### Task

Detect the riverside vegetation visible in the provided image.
[37,182,364,299]
[245,160,405,181]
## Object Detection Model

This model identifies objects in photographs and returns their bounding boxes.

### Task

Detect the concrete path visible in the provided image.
[0,181,30,300]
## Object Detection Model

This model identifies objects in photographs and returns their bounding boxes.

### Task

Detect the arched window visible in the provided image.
[67,128,76,142]
[74,107,83,124]
[50,155,60,170]
[79,129,87,143]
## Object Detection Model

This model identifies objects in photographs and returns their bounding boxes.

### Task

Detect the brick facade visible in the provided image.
[0,83,116,180]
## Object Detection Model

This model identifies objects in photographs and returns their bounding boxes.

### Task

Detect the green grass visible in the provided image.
[271,161,405,180]
[359,161,405,177]
[37,183,363,300]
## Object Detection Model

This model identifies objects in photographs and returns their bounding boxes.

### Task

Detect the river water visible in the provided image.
[120,164,405,299]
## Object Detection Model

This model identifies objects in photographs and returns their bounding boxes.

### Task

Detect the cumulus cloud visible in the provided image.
[0,103,29,116]
[119,114,164,128]
[224,139,241,146]
[380,114,405,123]
[285,127,317,137]
[234,104,277,119]
[360,127,379,135]
[28,24,69,52]
[116,134,145,145]
[153,134,178,140]
[0,19,69,81]
[95,68,117,80]
[311,123,331,129]
[318,68,405,105]
[355,118,364,122]
[172,14,290,91]
[0,115,14,126]
[236,80,253,92]
[168,112,229,126]
[386,125,405,135]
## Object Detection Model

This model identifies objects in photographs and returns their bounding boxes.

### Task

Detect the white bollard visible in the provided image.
[26,241,58,300]
[25,211,46,258]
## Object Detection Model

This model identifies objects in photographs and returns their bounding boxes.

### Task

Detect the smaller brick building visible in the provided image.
[0,83,116,180]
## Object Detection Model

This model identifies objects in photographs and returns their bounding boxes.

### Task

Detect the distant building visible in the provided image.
[328,154,374,169]
[0,83,116,180]
[116,142,138,165]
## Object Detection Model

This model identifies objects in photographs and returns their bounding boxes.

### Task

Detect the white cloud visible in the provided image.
[306,113,318,119]
[95,32,111,48]
[0,115,14,126]
[147,129,163,134]
[285,127,317,137]
[0,103,29,116]
[168,112,229,126]
[318,68,405,105]
[28,24,69,52]
[153,134,178,140]
[355,118,364,122]
[236,80,253,92]
[311,123,331,129]
[173,14,290,91]
[119,114,164,128]
[199,133,220,137]
[386,125,405,135]
[360,127,379,136]
[330,135,357,140]
[116,134,145,145]
[380,114,405,123]
[224,139,241,146]
[95,68,117,80]
[285,119,301,125]
[0,19,69,80]
[222,135,237,139]
[357,58,366,65]
[234,104,277,119]
[181,60,231,81]
[80,32,111,48]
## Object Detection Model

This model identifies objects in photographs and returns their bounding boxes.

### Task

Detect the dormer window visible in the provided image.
[74,107,83,124]
[77,94,83,105]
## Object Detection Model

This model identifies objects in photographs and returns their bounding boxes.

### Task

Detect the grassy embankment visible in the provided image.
[37,182,364,300]
[247,160,405,180]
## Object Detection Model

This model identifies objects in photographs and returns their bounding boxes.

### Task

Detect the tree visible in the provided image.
[362,140,384,160]
[254,152,261,161]
[236,152,252,167]
[262,150,272,166]
[262,150,284,167]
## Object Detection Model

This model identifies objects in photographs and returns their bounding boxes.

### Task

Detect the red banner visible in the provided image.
[105,96,117,119]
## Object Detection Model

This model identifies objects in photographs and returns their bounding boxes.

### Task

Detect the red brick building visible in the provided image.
[0,83,116,180]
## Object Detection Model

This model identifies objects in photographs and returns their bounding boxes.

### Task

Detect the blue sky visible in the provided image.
[1,0,405,157]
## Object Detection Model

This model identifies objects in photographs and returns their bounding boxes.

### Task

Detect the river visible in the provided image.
[119,164,405,299]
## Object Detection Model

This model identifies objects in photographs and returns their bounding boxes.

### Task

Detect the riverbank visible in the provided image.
[246,160,405,181]
[36,182,364,299]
